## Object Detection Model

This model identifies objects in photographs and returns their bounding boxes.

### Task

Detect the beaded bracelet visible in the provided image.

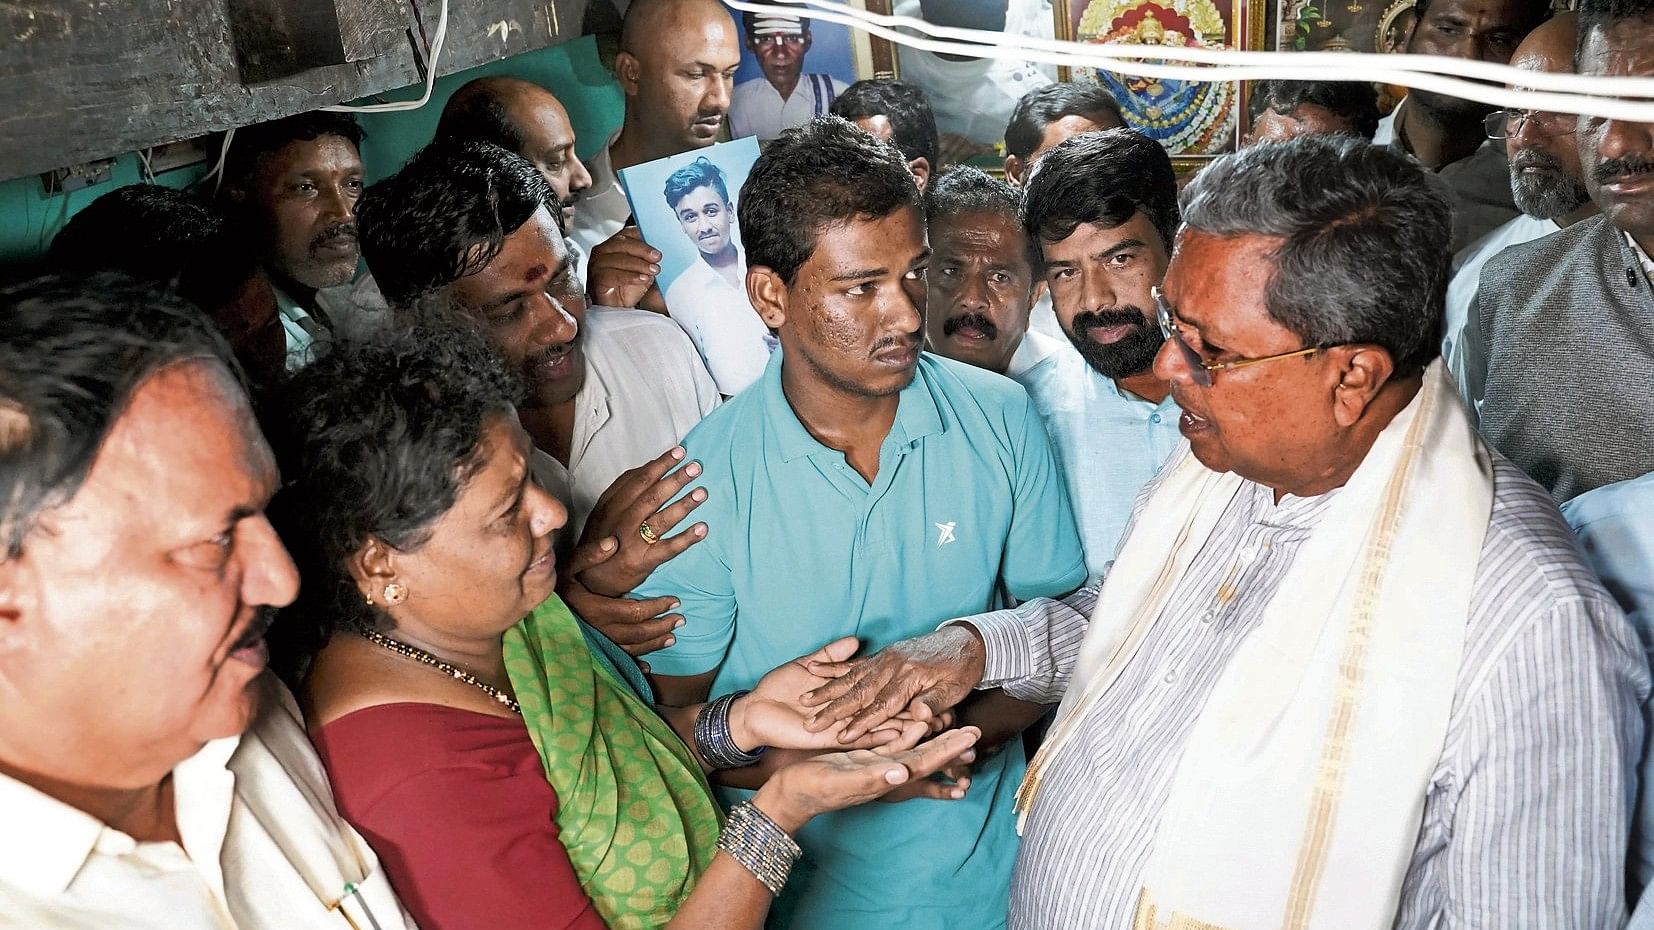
[695,690,767,770]
[718,801,802,897]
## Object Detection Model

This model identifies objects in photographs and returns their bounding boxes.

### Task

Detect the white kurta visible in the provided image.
[0,678,418,930]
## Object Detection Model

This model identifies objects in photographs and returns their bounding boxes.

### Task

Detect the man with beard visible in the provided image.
[922,165,1056,379]
[437,76,595,284]
[1376,0,1550,249]
[730,13,849,143]
[0,274,419,930]
[1469,0,1654,502]
[830,79,941,192]
[358,140,723,655]
[1016,129,1183,581]
[223,111,364,370]
[661,156,776,395]
[575,0,743,312]
[1001,83,1124,347]
[1444,14,1597,405]
[638,116,1085,930]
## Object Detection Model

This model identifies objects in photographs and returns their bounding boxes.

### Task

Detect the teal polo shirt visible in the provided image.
[637,350,1086,930]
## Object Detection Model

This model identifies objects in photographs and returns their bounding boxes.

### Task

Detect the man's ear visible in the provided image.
[0,553,36,658]
[747,265,789,330]
[1003,155,1025,188]
[909,157,932,193]
[615,50,642,97]
[1330,345,1397,428]
[1389,10,1418,52]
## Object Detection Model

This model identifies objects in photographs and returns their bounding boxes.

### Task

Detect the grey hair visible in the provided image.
[1179,134,1453,378]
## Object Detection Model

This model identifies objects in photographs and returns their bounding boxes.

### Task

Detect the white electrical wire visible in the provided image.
[724,0,1654,122]
[198,127,237,197]
[324,0,451,113]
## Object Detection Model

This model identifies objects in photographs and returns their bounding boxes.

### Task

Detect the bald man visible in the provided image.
[574,0,743,310]
[1446,13,1597,407]
[436,77,595,281]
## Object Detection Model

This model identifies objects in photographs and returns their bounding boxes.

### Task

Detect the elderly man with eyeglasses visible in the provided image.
[799,134,1647,930]
[1442,13,1597,409]
[729,13,848,142]
[1466,0,1654,504]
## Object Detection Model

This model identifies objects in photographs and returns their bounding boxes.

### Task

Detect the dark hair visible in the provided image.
[1578,0,1654,57]
[356,140,555,308]
[1246,80,1381,141]
[1004,83,1125,160]
[48,184,259,314]
[829,80,941,168]
[925,166,1038,273]
[262,310,523,671]
[738,115,921,285]
[1021,128,1179,254]
[664,157,731,208]
[1181,134,1452,378]
[0,272,241,557]
[222,111,364,193]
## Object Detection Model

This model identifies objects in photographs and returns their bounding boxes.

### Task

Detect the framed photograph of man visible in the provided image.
[616,137,777,395]
[726,1,898,143]
[1055,0,1265,165]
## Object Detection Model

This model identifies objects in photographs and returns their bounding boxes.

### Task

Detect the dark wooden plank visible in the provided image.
[338,0,407,63]
[0,0,587,182]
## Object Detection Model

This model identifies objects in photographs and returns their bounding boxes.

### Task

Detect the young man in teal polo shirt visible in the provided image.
[637,116,1087,929]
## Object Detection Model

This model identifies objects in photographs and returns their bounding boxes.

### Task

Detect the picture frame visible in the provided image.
[725,0,898,144]
[1272,0,1413,52]
[1054,0,1265,169]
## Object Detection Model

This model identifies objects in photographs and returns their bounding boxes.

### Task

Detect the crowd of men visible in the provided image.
[3,0,1654,925]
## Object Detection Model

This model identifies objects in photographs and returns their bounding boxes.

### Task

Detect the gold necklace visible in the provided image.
[358,629,521,715]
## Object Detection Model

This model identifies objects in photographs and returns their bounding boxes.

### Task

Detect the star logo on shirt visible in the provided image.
[935,521,957,547]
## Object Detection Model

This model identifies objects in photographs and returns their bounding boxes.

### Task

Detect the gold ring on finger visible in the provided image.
[638,521,660,545]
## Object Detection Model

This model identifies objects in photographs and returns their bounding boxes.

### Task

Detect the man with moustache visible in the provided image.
[1001,83,1124,345]
[0,275,418,930]
[923,166,1056,380]
[729,13,848,142]
[1469,0,1654,502]
[1376,0,1551,249]
[575,0,743,312]
[637,117,1086,930]
[223,111,364,371]
[1016,129,1183,581]
[830,79,941,192]
[436,76,596,284]
[358,140,722,656]
[660,156,776,395]
[1444,15,1596,405]
[803,135,1644,930]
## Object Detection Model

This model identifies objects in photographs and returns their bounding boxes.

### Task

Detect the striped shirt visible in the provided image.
[967,448,1648,929]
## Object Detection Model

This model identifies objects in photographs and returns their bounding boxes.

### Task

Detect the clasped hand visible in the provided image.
[795,624,989,743]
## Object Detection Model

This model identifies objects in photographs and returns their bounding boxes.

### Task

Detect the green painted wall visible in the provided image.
[0,35,624,265]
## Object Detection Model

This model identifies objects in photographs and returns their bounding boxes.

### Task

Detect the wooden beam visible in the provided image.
[0,0,586,182]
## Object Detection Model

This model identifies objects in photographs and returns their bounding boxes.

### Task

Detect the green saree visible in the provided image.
[502,597,722,930]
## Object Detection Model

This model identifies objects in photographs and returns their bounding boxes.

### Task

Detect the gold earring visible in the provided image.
[365,592,375,606]
[382,582,409,606]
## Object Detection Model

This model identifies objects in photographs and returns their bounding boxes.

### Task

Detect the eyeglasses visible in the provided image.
[1484,108,1578,140]
[752,34,806,48]
[1152,286,1322,387]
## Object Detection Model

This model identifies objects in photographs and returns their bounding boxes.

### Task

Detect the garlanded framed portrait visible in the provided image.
[1055,0,1265,168]
[725,0,897,143]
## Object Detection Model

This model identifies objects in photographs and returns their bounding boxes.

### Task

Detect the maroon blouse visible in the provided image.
[311,702,607,930]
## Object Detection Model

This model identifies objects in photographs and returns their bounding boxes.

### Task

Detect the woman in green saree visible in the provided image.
[264,321,976,930]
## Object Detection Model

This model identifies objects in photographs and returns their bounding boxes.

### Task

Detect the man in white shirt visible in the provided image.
[730,13,848,142]
[358,140,722,656]
[1443,13,1596,403]
[0,275,416,930]
[895,0,1054,157]
[661,156,776,395]
[573,0,743,312]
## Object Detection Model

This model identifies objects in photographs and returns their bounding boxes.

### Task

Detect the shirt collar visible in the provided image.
[1006,330,1061,380]
[765,351,945,463]
[587,128,623,198]
[1625,231,1654,282]
[0,736,240,899]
